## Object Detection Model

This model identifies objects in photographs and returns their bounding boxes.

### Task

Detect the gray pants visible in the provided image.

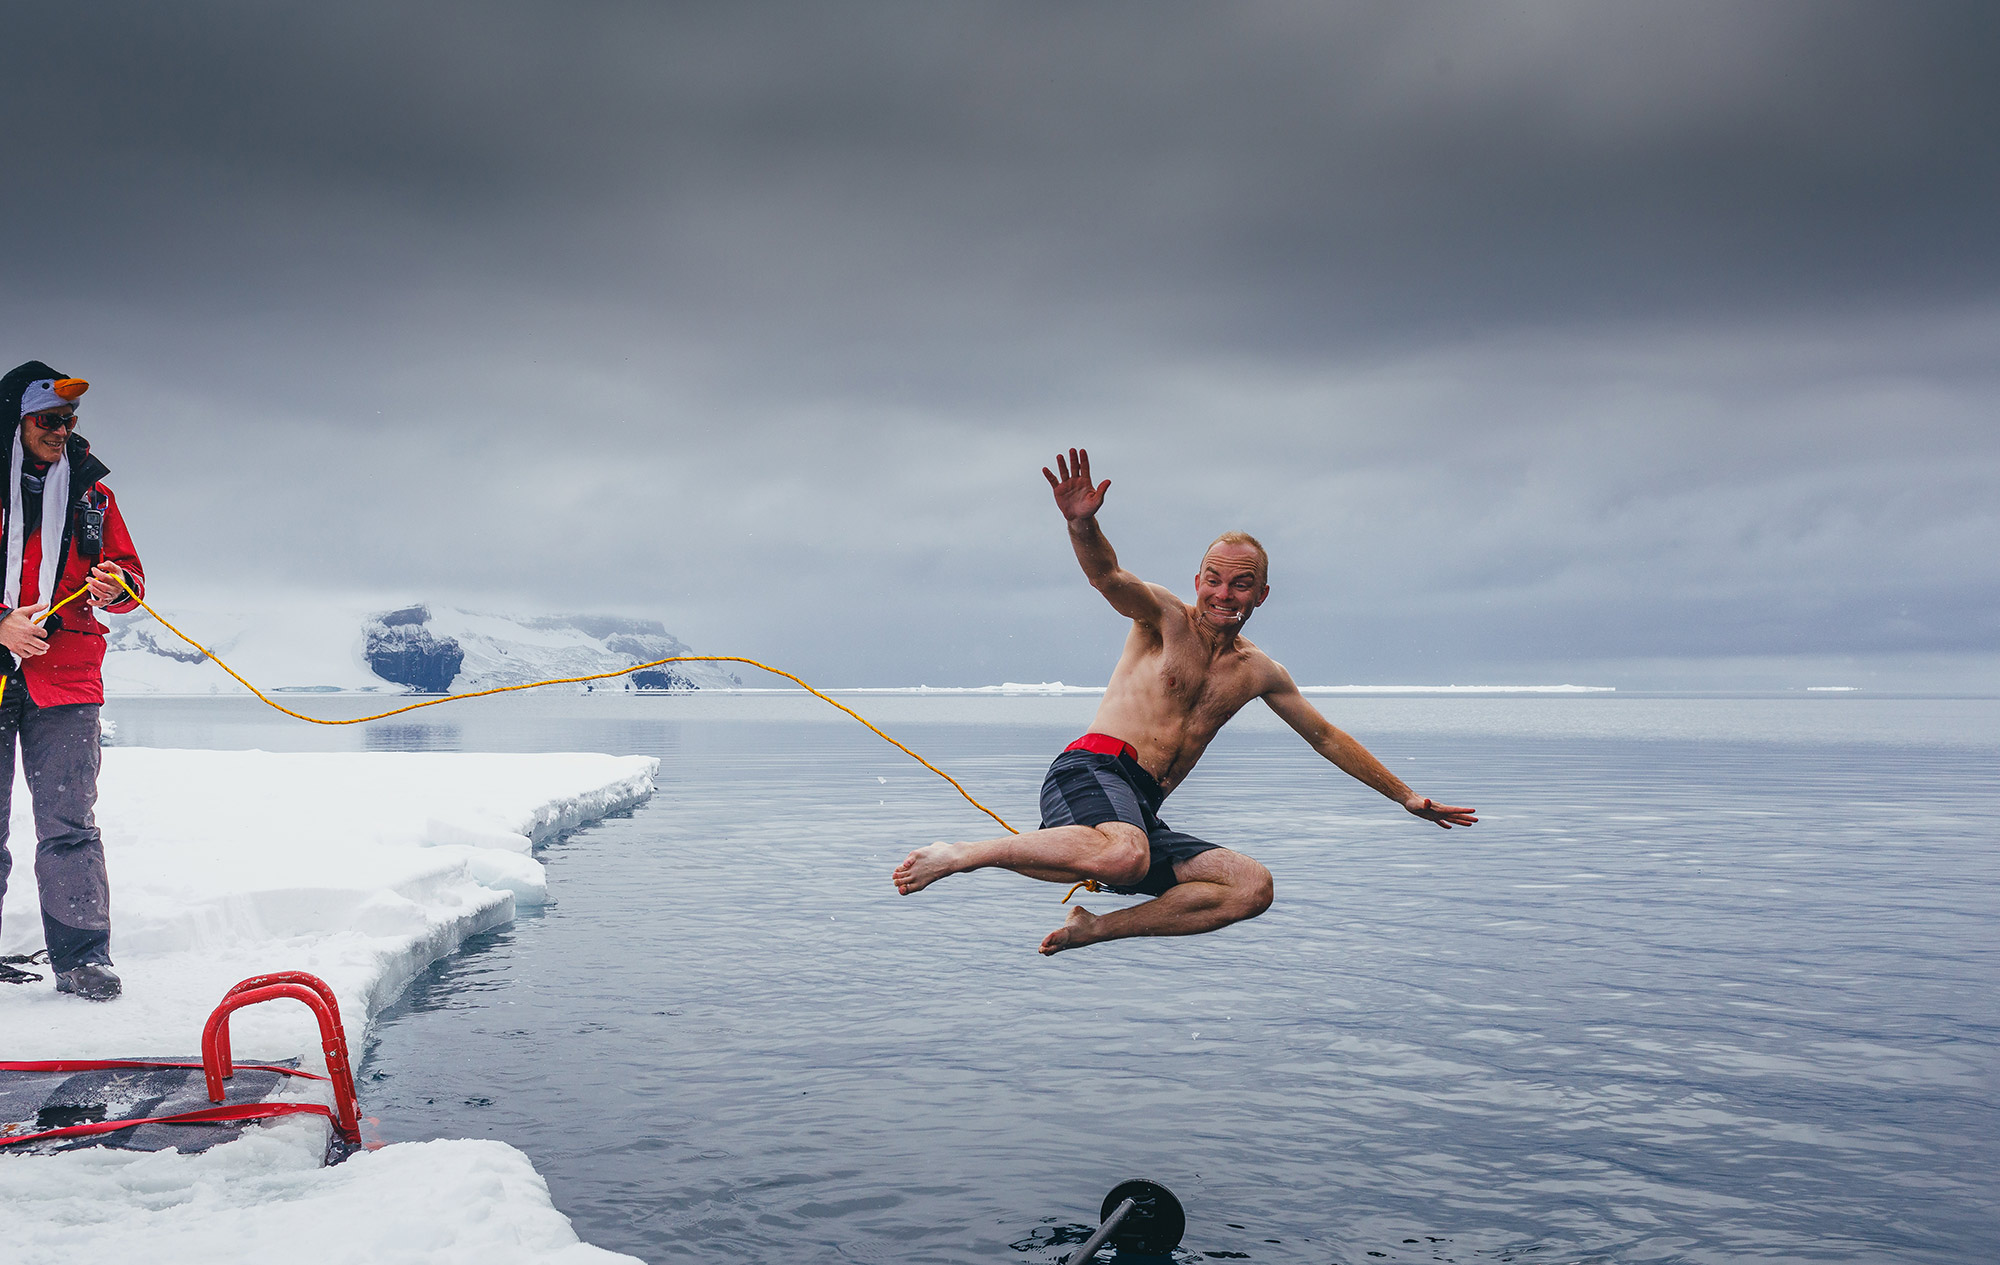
[0,678,110,972]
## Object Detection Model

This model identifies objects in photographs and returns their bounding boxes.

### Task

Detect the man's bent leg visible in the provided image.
[1040,848,1273,955]
[23,699,112,972]
[893,822,1149,895]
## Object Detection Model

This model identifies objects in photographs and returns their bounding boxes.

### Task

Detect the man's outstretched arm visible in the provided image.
[1264,671,1478,828]
[1043,447,1174,623]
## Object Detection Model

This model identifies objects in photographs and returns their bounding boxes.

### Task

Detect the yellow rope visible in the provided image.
[78,576,1020,836]
[1061,879,1102,904]
[42,582,94,622]
[0,581,103,700]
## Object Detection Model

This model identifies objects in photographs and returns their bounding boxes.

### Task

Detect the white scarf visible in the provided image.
[5,429,70,611]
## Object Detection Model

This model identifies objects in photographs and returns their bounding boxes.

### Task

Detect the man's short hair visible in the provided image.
[1205,531,1268,585]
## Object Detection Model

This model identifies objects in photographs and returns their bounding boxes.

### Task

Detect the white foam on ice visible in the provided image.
[1,747,655,1264]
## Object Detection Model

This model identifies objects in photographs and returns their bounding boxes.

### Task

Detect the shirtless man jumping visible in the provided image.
[893,447,1477,955]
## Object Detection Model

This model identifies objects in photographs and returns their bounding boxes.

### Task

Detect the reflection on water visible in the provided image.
[109,694,2000,1264]
[363,722,463,751]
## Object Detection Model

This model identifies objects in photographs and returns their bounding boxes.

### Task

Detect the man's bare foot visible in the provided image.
[1039,905,1102,956]
[893,842,967,895]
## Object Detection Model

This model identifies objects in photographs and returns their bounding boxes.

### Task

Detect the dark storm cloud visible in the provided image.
[19,3,1999,358]
[2,2,1995,686]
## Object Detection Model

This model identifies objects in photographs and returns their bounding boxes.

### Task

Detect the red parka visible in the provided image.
[0,432,146,707]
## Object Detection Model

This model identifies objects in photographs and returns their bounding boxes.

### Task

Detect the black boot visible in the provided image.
[54,962,121,1000]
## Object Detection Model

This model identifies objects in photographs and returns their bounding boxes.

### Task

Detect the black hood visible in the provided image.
[1,360,63,446]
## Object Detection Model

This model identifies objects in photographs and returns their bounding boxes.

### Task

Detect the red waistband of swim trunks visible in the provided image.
[1066,732,1138,761]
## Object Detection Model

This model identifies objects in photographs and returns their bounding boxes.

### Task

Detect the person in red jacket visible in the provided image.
[0,360,146,1001]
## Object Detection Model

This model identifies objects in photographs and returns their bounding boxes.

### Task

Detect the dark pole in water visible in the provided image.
[1064,1197,1137,1264]
[1065,1179,1186,1262]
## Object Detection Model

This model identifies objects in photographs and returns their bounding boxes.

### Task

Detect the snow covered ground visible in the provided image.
[1,748,656,1264]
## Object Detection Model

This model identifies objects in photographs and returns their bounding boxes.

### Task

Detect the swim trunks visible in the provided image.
[1038,733,1222,897]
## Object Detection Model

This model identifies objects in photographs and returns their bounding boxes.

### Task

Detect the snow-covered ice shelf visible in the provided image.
[1,748,655,1264]
[4,1133,635,1264]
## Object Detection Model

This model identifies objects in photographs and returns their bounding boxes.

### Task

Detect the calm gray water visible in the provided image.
[107,694,2000,1264]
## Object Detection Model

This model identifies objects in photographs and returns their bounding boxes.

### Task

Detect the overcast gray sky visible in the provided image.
[6,2,1995,688]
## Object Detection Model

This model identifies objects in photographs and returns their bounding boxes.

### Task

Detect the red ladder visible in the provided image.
[1,970,363,1148]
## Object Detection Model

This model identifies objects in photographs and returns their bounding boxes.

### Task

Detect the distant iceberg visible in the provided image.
[363,605,742,694]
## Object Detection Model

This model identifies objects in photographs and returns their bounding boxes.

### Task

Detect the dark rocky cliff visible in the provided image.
[630,666,698,691]
[364,606,465,693]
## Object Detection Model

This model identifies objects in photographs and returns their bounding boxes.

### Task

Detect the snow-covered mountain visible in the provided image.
[363,605,740,693]
[101,601,739,696]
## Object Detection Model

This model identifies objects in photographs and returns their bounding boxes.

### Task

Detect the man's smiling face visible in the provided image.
[21,409,74,464]
[1194,543,1269,632]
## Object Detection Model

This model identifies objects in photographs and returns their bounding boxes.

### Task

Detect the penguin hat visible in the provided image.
[20,377,87,417]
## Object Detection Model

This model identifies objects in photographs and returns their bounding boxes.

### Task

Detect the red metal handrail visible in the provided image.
[201,977,360,1143]
[209,971,347,1079]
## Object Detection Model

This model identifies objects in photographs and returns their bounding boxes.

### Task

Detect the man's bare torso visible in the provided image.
[1087,586,1278,794]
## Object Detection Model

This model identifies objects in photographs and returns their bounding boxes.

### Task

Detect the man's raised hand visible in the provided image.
[1405,796,1478,829]
[1043,447,1110,522]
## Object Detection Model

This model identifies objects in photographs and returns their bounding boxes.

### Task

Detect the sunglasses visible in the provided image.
[27,412,77,432]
